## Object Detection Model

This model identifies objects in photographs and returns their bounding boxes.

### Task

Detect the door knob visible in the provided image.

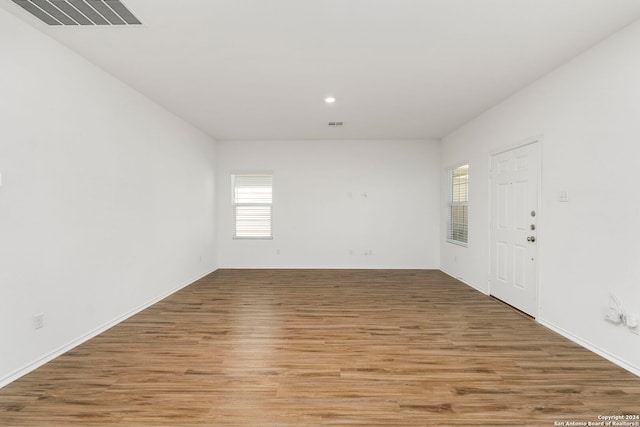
[527,236,536,242]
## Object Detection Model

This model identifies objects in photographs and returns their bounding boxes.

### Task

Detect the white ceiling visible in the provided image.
[5,0,640,140]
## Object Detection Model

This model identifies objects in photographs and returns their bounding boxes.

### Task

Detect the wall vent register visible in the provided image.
[11,0,141,25]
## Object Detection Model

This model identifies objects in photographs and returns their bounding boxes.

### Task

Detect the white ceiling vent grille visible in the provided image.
[12,0,141,25]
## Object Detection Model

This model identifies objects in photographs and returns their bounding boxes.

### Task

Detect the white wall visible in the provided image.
[217,140,440,268]
[0,9,217,386]
[440,20,640,374]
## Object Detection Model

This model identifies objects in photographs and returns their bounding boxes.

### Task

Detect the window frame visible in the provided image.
[447,164,469,247]
[231,172,273,240]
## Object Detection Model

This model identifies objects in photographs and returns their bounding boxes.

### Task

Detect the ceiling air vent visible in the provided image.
[328,122,344,127]
[12,0,141,26]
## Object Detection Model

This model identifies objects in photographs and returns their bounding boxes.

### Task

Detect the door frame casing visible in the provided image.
[487,136,543,318]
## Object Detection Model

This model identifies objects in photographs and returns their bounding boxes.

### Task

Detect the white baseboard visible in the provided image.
[440,268,489,295]
[441,270,640,378]
[538,319,640,378]
[218,265,438,270]
[6,267,636,390]
[0,267,218,389]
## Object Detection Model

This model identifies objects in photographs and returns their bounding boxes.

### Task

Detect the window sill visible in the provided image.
[233,237,273,240]
[446,239,468,248]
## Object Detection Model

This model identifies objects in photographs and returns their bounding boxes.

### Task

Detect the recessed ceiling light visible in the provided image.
[325,96,336,104]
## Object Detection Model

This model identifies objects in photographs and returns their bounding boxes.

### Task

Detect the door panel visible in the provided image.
[497,183,510,229]
[514,181,528,230]
[497,242,508,281]
[514,244,526,289]
[490,142,539,316]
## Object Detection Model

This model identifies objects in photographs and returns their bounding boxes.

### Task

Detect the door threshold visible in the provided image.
[490,295,535,320]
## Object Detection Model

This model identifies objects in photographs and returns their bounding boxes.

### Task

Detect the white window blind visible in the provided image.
[448,165,469,245]
[232,173,273,239]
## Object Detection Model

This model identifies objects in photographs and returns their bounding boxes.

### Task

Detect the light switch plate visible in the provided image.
[559,190,569,202]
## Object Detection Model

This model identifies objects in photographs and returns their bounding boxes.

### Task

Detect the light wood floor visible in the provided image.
[1,270,639,426]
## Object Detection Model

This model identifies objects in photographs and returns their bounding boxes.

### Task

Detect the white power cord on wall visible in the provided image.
[605,293,639,334]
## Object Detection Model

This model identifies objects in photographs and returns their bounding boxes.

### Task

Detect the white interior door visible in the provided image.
[490,142,539,317]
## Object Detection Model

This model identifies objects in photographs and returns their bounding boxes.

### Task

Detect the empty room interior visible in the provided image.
[2,0,640,425]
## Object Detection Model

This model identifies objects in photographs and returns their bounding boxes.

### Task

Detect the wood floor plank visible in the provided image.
[1,269,639,425]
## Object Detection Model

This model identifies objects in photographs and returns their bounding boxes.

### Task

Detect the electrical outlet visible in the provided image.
[33,313,44,330]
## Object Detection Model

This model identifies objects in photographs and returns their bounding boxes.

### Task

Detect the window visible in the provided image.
[232,173,273,239]
[448,164,469,245]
